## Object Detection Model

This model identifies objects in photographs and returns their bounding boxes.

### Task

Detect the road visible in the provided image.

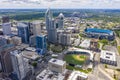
[88,53,114,80]
[116,37,120,46]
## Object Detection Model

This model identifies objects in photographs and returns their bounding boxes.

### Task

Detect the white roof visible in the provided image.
[58,13,64,18]
[49,58,66,66]
[80,39,90,48]
[21,51,39,60]
[36,69,65,80]
[68,71,88,80]
[17,22,28,27]
[67,27,75,30]
[100,50,116,61]
[25,47,36,52]
[31,21,41,24]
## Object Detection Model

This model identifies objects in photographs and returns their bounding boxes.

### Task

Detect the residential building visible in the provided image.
[58,31,71,46]
[31,21,41,36]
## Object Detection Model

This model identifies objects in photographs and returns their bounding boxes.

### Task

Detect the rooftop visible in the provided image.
[17,22,28,28]
[85,28,113,35]
[80,39,91,48]
[49,58,66,66]
[21,51,39,60]
[68,71,88,80]
[25,47,36,52]
[31,20,42,24]
[36,69,66,80]
[100,50,116,61]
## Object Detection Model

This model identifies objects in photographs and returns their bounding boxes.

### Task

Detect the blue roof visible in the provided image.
[85,28,113,34]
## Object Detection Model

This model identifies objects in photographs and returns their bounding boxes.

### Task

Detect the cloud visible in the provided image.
[0,0,120,9]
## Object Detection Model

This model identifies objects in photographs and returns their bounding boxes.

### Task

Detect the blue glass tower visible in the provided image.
[36,35,47,55]
[17,23,30,44]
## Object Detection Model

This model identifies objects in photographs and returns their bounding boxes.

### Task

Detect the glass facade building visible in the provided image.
[36,35,47,55]
[17,23,30,44]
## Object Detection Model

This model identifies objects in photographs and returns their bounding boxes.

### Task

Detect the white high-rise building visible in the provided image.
[10,50,28,80]
[2,22,11,35]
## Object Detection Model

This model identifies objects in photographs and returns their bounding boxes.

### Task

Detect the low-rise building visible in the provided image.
[100,50,117,66]
[36,69,66,80]
[68,71,88,80]
[79,39,90,49]
[48,58,66,73]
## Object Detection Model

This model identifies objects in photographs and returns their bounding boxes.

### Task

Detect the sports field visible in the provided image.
[64,54,87,65]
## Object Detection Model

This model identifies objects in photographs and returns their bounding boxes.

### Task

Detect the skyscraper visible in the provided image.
[2,20,12,35]
[17,22,30,44]
[31,21,41,36]
[56,13,64,29]
[36,35,47,55]
[45,8,57,43]
[2,16,11,35]
[10,50,28,80]
[0,44,15,75]
[58,31,71,46]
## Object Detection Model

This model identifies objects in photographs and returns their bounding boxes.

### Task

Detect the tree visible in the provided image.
[32,62,37,68]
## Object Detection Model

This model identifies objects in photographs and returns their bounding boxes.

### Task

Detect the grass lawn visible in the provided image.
[66,65,92,73]
[117,46,120,55]
[64,54,87,65]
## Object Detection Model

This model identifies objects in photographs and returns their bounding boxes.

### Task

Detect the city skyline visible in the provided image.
[0,0,120,9]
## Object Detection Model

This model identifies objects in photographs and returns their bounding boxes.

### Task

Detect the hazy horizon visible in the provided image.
[0,0,120,9]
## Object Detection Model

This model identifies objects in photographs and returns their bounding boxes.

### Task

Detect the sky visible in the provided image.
[0,0,120,9]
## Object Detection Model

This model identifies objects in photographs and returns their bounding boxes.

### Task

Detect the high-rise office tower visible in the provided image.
[45,8,52,31]
[56,13,64,29]
[45,8,57,43]
[0,44,15,75]
[17,22,30,44]
[36,35,47,55]
[10,50,28,80]
[2,16,11,35]
[31,21,41,36]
